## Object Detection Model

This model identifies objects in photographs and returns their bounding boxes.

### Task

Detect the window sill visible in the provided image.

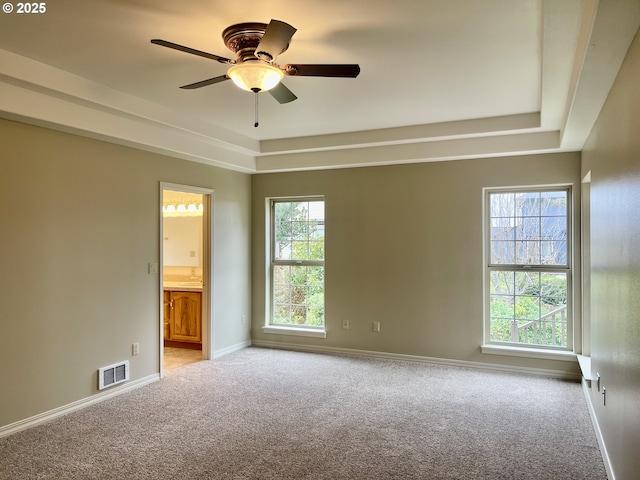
[481,344,577,362]
[576,354,592,386]
[262,325,327,339]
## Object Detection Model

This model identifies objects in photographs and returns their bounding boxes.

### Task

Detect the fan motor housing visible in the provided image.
[222,22,289,63]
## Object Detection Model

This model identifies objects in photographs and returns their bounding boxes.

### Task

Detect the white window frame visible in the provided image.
[482,186,575,360]
[263,196,326,338]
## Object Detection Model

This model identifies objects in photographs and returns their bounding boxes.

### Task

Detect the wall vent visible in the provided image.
[98,361,129,390]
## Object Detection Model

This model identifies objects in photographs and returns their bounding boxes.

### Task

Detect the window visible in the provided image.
[269,198,325,330]
[485,188,571,349]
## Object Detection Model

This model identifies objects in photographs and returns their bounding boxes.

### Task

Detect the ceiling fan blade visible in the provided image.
[269,82,297,104]
[180,75,230,89]
[255,20,297,62]
[151,39,233,64]
[284,64,361,78]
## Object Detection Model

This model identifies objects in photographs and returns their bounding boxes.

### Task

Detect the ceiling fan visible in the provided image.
[151,19,361,105]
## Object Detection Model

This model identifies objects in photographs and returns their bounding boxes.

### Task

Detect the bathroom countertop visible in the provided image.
[163,281,203,292]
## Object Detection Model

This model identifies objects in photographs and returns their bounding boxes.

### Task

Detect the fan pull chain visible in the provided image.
[254,90,259,128]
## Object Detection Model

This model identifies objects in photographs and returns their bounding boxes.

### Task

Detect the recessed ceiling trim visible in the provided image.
[0,48,259,154]
[539,0,585,131]
[560,0,640,150]
[259,113,541,155]
[256,130,561,173]
[0,81,256,173]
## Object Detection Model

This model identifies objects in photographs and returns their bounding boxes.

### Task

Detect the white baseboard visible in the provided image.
[0,374,159,439]
[582,378,615,480]
[250,340,581,380]
[212,340,252,359]
[2,341,251,438]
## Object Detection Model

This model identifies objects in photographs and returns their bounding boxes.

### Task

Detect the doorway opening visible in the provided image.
[160,183,213,376]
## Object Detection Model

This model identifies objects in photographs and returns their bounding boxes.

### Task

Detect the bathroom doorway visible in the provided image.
[160,183,213,376]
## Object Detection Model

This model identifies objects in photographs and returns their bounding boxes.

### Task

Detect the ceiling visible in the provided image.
[1,0,639,173]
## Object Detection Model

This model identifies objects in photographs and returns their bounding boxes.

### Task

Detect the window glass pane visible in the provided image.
[291,304,307,324]
[520,192,540,217]
[290,266,307,285]
[490,270,514,294]
[491,241,514,264]
[308,201,324,221]
[515,295,540,320]
[271,199,324,327]
[518,217,540,240]
[489,190,567,267]
[490,217,515,240]
[490,295,514,317]
[489,268,568,347]
[273,284,291,305]
[541,241,566,264]
[541,191,566,213]
[272,265,324,327]
[291,221,308,240]
[489,316,513,342]
[309,220,324,239]
[274,201,325,262]
[291,240,309,260]
[516,240,540,264]
[309,240,324,261]
[541,216,567,241]
[515,271,538,294]
[275,202,293,222]
[274,244,291,261]
[490,193,514,218]
[540,272,568,307]
[273,304,291,324]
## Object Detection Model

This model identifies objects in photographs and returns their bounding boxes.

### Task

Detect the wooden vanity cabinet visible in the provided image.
[164,290,201,344]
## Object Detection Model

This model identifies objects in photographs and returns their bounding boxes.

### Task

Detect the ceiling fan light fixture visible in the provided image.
[227,62,284,92]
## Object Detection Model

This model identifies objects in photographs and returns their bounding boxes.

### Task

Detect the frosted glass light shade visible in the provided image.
[227,62,284,92]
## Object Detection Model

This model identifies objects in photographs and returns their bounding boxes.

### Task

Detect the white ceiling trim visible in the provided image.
[0,1,638,174]
[0,48,257,172]
[259,113,542,154]
[0,80,256,173]
[0,48,258,152]
[255,131,561,173]
[559,0,640,150]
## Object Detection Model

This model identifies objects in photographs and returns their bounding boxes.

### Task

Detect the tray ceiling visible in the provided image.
[0,0,639,172]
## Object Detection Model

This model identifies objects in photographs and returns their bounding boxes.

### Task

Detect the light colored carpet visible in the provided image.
[0,347,606,479]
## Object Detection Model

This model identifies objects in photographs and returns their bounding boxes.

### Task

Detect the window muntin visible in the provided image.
[271,199,324,328]
[486,189,570,348]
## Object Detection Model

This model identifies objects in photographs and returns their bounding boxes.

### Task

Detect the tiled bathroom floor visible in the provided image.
[164,347,202,374]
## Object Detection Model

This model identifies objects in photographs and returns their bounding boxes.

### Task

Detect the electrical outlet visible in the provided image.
[372,321,381,332]
[132,342,140,356]
[241,314,247,325]
[342,319,350,330]
[148,262,158,274]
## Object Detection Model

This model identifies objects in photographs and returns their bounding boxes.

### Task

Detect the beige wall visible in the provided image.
[582,30,640,480]
[252,152,581,374]
[0,119,251,428]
